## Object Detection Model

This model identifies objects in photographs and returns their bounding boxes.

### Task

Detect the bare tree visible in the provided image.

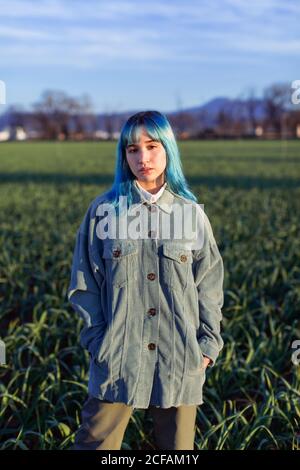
[216,108,233,137]
[72,94,97,139]
[285,109,300,138]
[32,90,94,140]
[263,82,291,134]
[169,92,198,138]
[243,87,259,136]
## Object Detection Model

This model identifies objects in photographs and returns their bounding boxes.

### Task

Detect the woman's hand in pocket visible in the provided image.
[202,355,212,369]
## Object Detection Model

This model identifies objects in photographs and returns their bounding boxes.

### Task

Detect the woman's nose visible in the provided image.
[138,149,149,163]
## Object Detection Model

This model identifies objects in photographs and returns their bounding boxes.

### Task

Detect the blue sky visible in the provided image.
[0,0,299,114]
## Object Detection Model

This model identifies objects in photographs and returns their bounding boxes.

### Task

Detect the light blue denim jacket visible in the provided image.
[67,181,224,409]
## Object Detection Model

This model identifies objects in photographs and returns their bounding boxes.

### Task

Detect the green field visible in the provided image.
[0,140,299,449]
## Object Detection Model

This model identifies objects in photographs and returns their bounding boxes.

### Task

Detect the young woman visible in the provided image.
[68,110,224,450]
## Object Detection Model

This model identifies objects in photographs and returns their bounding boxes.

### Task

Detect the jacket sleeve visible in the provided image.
[193,213,224,368]
[67,211,107,360]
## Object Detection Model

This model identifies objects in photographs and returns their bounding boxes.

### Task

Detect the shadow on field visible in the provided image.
[0,172,299,189]
[0,172,114,185]
[195,155,300,164]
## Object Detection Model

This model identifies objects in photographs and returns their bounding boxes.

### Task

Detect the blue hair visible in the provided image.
[106,110,198,215]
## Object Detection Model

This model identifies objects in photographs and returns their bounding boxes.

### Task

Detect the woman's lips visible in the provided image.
[139,168,153,174]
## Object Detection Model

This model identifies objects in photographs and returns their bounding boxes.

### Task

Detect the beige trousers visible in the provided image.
[72,395,197,450]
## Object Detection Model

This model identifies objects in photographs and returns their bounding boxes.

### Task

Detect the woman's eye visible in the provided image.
[128,146,156,153]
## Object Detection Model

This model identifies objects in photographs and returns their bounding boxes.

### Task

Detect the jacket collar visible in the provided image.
[131,179,174,214]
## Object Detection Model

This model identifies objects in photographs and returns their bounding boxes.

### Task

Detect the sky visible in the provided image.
[0,0,299,114]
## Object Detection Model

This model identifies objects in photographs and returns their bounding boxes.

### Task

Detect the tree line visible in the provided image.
[2,82,300,141]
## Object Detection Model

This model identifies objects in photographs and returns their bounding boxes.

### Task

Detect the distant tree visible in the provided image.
[216,108,233,137]
[72,94,96,139]
[6,104,25,127]
[231,97,248,137]
[32,90,94,140]
[169,93,199,138]
[263,82,291,134]
[285,109,300,137]
[103,113,115,140]
[244,87,259,136]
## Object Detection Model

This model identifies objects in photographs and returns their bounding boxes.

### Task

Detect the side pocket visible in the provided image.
[86,325,107,361]
[94,325,111,364]
[185,323,204,376]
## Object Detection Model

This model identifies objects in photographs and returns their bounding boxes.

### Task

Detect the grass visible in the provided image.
[0,139,299,449]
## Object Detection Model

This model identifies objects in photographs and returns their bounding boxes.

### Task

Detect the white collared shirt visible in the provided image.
[134,179,167,203]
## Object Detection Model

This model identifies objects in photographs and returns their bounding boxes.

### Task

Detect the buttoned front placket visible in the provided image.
[133,199,163,407]
[131,181,178,407]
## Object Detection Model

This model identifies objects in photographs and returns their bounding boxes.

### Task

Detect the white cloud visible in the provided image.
[0,0,299,68]
[0,25,52,40]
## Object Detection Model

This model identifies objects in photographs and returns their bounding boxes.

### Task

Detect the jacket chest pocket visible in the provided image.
[102,241,138,288]
[160,243,194,292]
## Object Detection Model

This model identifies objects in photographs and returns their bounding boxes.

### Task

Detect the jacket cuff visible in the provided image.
[199,338,220,367]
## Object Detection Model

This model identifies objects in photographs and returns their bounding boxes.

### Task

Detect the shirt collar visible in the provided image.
[132,179,174,214]
[134,179,167,203]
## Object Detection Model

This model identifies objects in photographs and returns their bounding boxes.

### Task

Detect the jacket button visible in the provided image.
[148,205,156,212]
[180,254,187,262]
[148,308,156,316]
[113,249,121,258]
[148,343,156,350]
[147,273,156,281]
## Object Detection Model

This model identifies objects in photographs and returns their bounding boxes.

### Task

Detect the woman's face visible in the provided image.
[125,127,167,190]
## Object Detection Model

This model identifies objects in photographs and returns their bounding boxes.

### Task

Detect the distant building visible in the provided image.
[0,127,10,141]
[93,129,110,140]
[0,125,27,142]
[255,126,264,137]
